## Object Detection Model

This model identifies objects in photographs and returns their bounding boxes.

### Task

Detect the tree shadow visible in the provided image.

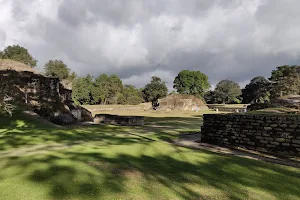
[2,147,300,199]
[1,114,300,199]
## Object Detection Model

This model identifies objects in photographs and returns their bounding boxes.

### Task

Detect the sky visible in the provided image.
[1,0,300,91]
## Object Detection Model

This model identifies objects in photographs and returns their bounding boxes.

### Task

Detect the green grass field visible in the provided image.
[0,111,300,200]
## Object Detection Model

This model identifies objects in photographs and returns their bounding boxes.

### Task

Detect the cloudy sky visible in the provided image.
[1,0,300,90]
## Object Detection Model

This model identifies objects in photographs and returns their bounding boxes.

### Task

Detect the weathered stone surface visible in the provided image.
[270,124,278,128]
[271,141,280,145]
[50,111,77,125]
[276,138,286,142]
[201,114,300,155]
[264,127,272,131]
[267,144,275,148]
[280,124,288,128]
[94,114,144,126]
[265,137,274,141]
[289,124,298,128]
[292,139,300,144]
[260,140,269,144]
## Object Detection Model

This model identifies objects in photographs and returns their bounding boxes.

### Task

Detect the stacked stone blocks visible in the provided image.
[201,114,300,155]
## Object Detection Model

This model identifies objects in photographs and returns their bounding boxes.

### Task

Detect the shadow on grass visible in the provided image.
[2,147,300,199]
[0,115,202,151]
[1,114,300,199]
[0,125,156,151]
[0,113,56,129]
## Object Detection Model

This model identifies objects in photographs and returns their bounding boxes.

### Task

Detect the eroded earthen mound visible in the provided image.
[0,59,38,73]
[158,94,208,111]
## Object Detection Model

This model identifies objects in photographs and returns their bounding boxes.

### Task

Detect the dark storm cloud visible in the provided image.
[1,0,300,90]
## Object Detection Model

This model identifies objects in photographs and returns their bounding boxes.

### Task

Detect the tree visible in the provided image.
[214,80,241,104]
[143,76,168,108]
[242,76,270,103]
[91,74,109,105]
[269,65,300,97]
[67,72,77,81]
[72,75,93,105]
[106,74,123,104]
[91,74,123,105]
[173,70,210,97]
[1,45,37,67]
[44,60,70,80]
[169,90,177,95]
[118,85,144,105]
[204,91,218,104]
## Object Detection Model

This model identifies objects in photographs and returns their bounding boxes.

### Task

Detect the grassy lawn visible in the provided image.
[0,112,300,200]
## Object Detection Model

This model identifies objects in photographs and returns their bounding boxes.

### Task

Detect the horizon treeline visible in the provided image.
[1,44,300,105]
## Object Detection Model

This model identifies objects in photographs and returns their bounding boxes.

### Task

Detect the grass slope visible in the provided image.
[0,112,299,200]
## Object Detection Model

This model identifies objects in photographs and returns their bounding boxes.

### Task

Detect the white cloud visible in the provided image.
[1,0,300,89]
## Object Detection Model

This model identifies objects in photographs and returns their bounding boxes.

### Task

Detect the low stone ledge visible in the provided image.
[94,114,144,126]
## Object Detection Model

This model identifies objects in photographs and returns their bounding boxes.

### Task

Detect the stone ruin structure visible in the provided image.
[0,59,92,125]
[201,114,300,156]
[94,114,144,126]
[158,94,208,111]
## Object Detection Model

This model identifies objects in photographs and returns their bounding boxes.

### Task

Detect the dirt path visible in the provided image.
[174,134,300,168]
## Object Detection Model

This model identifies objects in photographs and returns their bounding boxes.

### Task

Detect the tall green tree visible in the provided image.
[67,71,77,81]
[44,60,70,80]
[204,90,218,104]
[106,74,123,104]
[0,45,37,67]
[72,75,93,105]
[118,85,144,105]
[91,74,123,105]
[269,65,300,97]
[91,74,109,104]
[143,76,168,107]
[214,80,241,104]
[242,76,270,103]
[173,70,210,97]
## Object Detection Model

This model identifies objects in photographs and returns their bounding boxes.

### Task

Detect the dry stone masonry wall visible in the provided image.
[94,114,144,126]
[201,114,300,155]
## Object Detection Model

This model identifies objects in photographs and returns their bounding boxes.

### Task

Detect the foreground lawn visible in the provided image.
[0,113,300,200]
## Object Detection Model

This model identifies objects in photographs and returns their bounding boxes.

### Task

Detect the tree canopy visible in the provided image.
[143,76,168,107]
[269,65,300,97]
[242,76,270,103]
[173,70,210,97]
[72,75,93,105]
[118,85,144,105]
[214,80,241,104]
[0,45,37,67]
[44,60,70,80]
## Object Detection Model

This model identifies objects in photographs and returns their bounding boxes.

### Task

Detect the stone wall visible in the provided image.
[1,70,77,125]
[246,103,274,111]
[94,114,144,126]
[1,70,61,106]
[207,105,248,113]
[88,106,144,113]
[201,114,300,155]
